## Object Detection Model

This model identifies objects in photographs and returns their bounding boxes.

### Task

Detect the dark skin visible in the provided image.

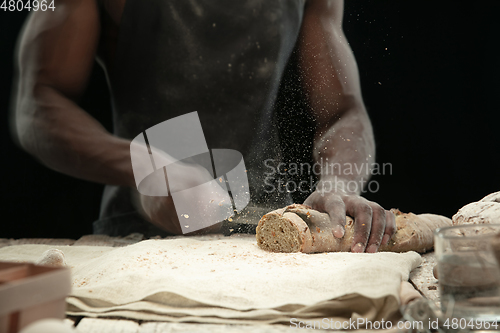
[12,0,395,251]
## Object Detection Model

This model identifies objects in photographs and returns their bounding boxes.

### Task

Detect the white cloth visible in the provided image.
[0,235,421,325]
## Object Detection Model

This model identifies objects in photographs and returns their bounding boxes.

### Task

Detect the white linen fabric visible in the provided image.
[0,235,421,325]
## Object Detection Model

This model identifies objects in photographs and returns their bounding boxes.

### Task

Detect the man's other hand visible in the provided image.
[304,188,395,253]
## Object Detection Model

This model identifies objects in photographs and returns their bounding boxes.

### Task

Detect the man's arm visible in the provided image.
[12,0,134,187]
[298,0,395,252]
[11,2,224,235]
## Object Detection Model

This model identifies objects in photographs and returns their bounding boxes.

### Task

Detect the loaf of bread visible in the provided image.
[256,204,452,254]
[452,191,500,226]
[452,191,500,258]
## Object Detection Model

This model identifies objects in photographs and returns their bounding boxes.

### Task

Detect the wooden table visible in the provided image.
[0,234,439,332]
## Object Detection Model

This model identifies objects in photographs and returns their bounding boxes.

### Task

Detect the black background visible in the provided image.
[1,1,499,238]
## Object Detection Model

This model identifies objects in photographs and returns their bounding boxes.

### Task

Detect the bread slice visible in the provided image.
[256,204,452,253]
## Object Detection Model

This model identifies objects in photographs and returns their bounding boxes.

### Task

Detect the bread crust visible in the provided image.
[452,201,500,226]
[480,191,500,203]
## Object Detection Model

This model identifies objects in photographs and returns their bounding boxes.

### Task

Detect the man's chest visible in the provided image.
[98,0,305,79]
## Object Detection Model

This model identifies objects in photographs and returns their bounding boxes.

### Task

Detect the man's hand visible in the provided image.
[139,192,181,234]
[133,149,230,235]
[303,187,395,253]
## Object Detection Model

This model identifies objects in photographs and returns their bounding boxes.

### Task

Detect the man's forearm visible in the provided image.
[14,84,135,187]
[312,105,375,195]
